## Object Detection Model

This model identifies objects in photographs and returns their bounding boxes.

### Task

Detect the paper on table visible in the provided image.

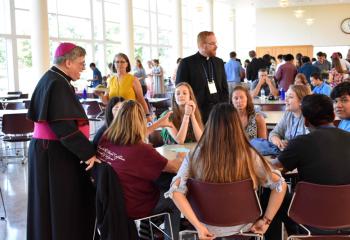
[170,147,190,153]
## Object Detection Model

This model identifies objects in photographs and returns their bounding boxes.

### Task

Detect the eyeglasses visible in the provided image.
[206,42,218,46]
[115,61,127,64]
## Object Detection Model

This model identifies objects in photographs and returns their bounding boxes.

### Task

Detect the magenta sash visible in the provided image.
[33,121,90,140]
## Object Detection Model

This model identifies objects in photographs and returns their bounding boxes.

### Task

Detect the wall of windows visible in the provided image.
[133,0,174,77]
[0,0,235,93]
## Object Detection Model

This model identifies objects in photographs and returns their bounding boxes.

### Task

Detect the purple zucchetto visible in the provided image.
[54,42,76,58]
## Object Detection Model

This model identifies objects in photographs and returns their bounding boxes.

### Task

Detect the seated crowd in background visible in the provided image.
[83,47,350,240]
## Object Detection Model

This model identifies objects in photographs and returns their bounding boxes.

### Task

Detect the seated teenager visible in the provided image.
[231,85,267,139]
[294,73,311,92]
[93,96,172,147]
[166,103,287,239]
[97,100,184,239]
[310,72,332,97]
[161,82,204,144]
[269,85,311,150]
[331,82,350,132]
[251,68,279,98]
[275,94,350,235]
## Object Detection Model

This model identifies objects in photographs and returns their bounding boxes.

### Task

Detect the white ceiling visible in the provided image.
[229,0,350,8]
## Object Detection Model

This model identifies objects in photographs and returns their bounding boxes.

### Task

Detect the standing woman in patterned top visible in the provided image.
[95,53,151,119]
[231,85,267,139]
[161,82,204,144]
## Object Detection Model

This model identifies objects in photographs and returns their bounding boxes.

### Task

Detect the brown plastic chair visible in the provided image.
[187,178,263,239]
[82,101,104,120]
[5,102,26,110]
[1,113,34,164]
[287,181,350,239]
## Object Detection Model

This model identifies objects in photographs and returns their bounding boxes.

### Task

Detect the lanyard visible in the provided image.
[201,60,214,83]
[289,115,302,139]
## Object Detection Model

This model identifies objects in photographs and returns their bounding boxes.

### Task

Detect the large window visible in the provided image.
[0,0,235,93]
[133,0,174,77]
[182,0,211,58]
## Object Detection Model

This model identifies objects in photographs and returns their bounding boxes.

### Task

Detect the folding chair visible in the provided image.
[187,178,263,239]
[0,187,6,220]
[82,101,104,137]
[4,102,26,110]
[287,181,350,239]
[93,163,174,240]
[1,113,34,165]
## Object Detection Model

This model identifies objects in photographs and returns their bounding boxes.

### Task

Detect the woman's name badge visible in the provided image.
[208,81,217,94]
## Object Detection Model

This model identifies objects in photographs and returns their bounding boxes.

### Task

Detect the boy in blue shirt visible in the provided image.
[311,72,332,97]
[331,82,350,132]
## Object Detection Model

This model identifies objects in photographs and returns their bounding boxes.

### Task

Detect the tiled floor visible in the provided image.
[0,162,28,240]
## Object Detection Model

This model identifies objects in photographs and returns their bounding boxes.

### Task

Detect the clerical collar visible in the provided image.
[198,52,210,61]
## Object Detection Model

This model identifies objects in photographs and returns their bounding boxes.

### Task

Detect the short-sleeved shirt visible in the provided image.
[338,119,350,132]
[251,79,277,96]
[278,127,350,185]
[107,73,136,100]
[312,82,332,97]
[97,138,168,219]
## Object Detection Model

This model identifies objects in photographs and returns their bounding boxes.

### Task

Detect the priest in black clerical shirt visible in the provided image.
[175,31,229,123]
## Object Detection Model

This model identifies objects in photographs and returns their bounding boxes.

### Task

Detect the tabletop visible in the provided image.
[253,98,285,105]
[148,97,169,103]
[263,111,284,125]
[156,142,197,160]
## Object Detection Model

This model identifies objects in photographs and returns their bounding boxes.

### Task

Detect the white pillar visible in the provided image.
[30,0,50,82]
[209,0,214,31]
[173,0,183,58]
[235,5,256,60]
[8,0,19,91]
[120,0,135,65]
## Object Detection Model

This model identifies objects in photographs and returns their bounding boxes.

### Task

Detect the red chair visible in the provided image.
[5,102,26,110]
[187,178,263,239]
[1,113,34,164]
[287,181,350,239]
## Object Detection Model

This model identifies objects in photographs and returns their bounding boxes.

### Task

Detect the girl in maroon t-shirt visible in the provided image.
[96,100,184,237]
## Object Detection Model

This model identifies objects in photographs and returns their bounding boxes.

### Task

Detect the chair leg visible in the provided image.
[0,187,7,220]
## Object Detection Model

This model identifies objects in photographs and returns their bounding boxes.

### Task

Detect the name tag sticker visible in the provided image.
[208,81,217,94]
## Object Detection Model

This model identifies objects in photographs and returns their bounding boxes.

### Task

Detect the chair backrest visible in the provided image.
[2,113,34,135]
[7,91,22,95]
[288,181,350,230]
[19,93,29,99]
[82,101,103,117]
[5,102,26,110]
[187,178,262,227]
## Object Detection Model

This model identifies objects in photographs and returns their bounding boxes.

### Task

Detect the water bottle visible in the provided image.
[82,87,87,99]
[279,88,285,101]
[260,88,265,100]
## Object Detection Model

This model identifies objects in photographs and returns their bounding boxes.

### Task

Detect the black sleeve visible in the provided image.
[278,137,304,171]
[246,63,252,81]
[175,60,188,85]
[49,120,96,161]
